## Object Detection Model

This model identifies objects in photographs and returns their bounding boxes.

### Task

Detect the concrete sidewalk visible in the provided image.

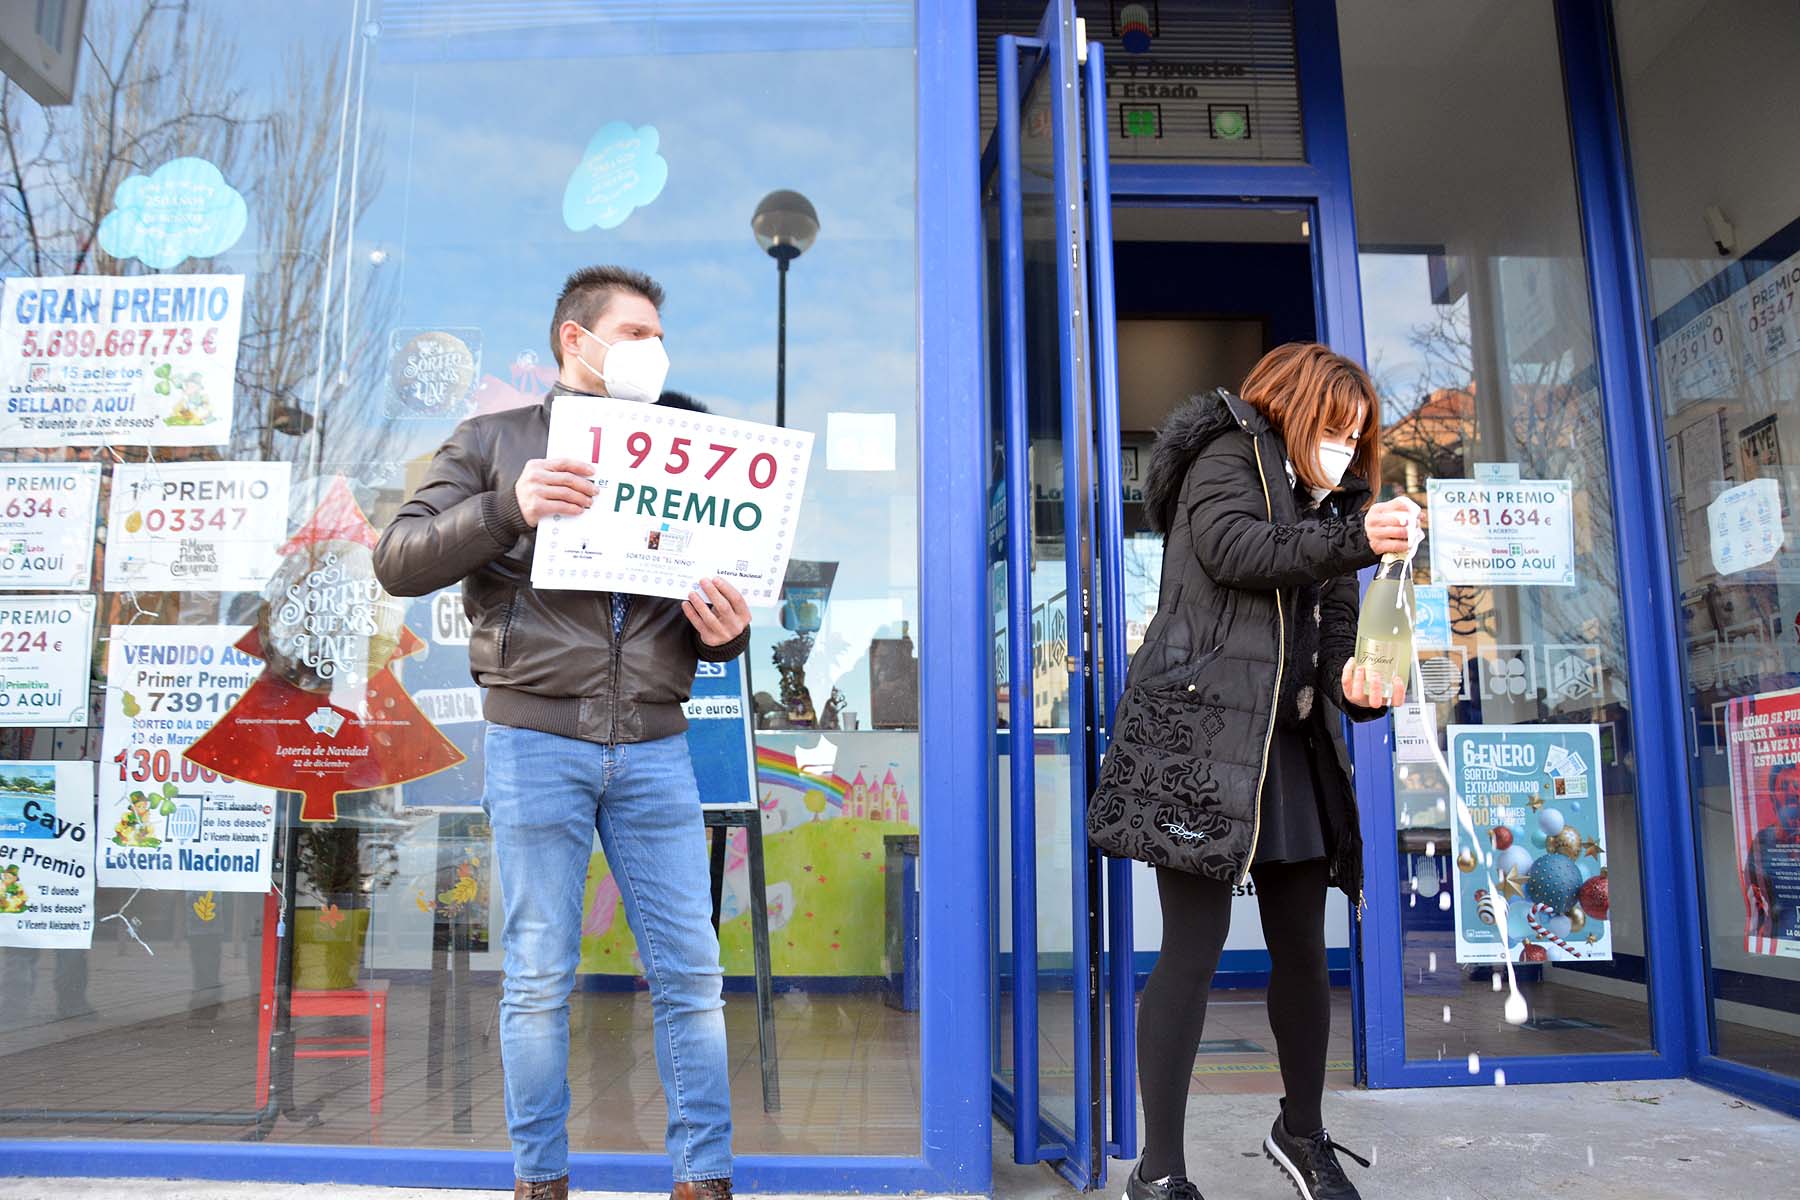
[2,1080,1796,1199]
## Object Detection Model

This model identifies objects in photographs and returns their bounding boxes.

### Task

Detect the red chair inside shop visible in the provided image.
[254,891,389,1117]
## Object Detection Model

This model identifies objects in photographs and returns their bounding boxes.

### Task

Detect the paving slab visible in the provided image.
[2,1081,1796,1199]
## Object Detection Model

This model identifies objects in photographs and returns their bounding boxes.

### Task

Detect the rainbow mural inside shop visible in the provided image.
[755,746,912,825]
[580,737,920,979]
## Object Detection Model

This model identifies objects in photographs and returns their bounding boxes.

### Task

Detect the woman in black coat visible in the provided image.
[1089,343,1420,1200]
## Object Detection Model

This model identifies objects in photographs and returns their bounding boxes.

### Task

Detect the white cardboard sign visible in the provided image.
[532,396,813,606]
[1426,477,1575,586]
[0,462,101,589]
[104,461,291,593]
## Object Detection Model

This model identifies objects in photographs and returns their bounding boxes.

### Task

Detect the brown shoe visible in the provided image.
[672,1179,733,1200]
[515,1177,569,1200]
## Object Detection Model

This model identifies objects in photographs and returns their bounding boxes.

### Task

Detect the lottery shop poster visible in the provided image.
[104,460,291,593]
[0,594,96,727]
[98,625,276,894]
[0,274,244,447]
[1448,724,1612,965]
[1725,688,1800,958]
[0,761,96,950]
[0,462,102,590]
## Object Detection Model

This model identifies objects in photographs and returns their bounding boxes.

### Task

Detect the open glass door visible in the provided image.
[983,2,1132,1189]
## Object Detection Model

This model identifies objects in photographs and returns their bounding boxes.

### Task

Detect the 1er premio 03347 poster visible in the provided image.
[104,460,291,593]
[1725,687,1800,957]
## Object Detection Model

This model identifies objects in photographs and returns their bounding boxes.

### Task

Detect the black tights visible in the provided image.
[1136,858,1331,1181]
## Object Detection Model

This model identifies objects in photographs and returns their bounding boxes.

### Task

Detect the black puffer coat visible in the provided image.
[1086,388,1384,901]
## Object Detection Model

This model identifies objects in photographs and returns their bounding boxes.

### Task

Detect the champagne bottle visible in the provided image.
[1354,552,1415,697]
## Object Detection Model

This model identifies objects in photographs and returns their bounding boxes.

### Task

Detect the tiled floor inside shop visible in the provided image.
[0,982,922,1155]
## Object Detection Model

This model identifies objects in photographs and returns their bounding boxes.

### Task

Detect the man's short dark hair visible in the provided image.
[656,391,708,414]
[550,266,665,365]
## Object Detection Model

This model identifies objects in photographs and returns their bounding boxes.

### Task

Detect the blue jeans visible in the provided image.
[483,724,732,1183]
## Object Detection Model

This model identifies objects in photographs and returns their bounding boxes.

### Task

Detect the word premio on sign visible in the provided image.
[0,274,244,447]
[532,397,814,605]
[1426,477,1575,587]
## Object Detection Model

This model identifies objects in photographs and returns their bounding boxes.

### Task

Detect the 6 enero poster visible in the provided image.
[1448,724,1611,964]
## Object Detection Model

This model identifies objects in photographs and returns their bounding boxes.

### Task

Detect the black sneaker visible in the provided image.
[1263,1105,1369,1200]
[1123,1161,1203,1200]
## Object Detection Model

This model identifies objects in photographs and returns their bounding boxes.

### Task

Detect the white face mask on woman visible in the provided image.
[1316,440,1356,490]
[573,323,670,404]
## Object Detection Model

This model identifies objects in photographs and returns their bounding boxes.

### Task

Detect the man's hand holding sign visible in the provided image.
[514,456,598,525]
[515,452,753,646]
[529,395,814,617]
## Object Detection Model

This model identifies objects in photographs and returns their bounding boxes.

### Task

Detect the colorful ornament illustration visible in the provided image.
[1547,826,1583,859]
[1525,851,1583,915]
[1578,870,1610,921]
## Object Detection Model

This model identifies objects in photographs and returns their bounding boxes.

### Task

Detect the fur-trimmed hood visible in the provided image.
[1143,386,1371,534]
[1144,388,1263,534]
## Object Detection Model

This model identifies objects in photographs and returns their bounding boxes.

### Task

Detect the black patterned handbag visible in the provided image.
[1085,656,1261,883]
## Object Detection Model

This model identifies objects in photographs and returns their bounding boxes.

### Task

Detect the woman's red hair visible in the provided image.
[1239,342,1382,498]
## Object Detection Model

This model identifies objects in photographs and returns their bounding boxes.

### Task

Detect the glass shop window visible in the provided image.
[0,0,923,1158]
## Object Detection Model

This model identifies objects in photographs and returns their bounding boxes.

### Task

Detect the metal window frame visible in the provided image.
[1563,0,1800,1119]
[1355,0,1698,1092]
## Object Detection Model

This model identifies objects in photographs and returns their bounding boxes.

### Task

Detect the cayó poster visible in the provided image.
[1724,687,1800,957]
[0,761,96,949]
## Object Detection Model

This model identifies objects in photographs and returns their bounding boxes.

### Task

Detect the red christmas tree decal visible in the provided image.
[184,476,464,821]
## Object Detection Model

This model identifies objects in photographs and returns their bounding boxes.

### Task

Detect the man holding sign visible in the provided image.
[375,267,748,1200]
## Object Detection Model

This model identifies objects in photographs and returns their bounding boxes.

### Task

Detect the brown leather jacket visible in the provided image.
[373,386,749,745]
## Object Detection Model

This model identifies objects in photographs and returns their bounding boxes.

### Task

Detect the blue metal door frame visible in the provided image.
[984,4,1129,1188]
[1098,0,1383,1087]
[1088,0,1759,1102]
[1082,44,1139,1167]
[1,0,1000,1191]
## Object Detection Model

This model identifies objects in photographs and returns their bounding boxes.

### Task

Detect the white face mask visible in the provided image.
[573,323,669,404]
[1317,440,1356,490]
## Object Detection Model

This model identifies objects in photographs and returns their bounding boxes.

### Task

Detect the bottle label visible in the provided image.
[1355,635,1406,682]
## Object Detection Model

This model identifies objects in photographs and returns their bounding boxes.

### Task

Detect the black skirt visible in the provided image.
[1252,725,1328,865]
